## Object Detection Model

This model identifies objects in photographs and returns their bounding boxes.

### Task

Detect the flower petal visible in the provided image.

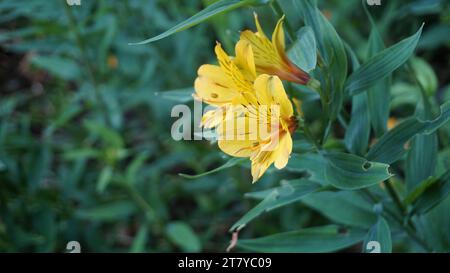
[250,150,275,183]
[218,139,256,158]
[194,64,237,106]
[215,42,253,93]
[234,40,257,81]
[274,133,292,169]
[272,15,286,57]
[253,12,268,40]
[254,74,293,118]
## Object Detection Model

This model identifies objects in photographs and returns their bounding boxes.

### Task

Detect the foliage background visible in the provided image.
[0,0,449,252]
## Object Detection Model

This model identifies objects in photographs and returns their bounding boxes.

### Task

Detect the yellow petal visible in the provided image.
[272,15,286,57]
[215,43,253,93]
[240,18,280,70]
[253,12,268,40]
[234,40,257,81]
[217,113,259,141]
[194,79,235,106]
[274,133,292,169]
[254,74,293,118]
[201,108,225,129]
[250,150,274,183]
[218,139,255,158]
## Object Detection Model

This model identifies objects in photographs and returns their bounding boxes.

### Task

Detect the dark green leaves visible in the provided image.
[288,26,317,72]
[288,152,391,190]
[345,25,424,96]
[367,101,450,164]
[166,221,202,252]
[31,55,81,80]
[324,153,392,190]
[365,16,390,137]
[344,43,370,155]
[405,171,450,214]
[301,0,347,120]
[230,179,322,231]
[302,191,377,228]
[129,0,250,45]
[405,90,438,190]
[237,225,365,253]
[75,201,137,222]
[363,217,392,253]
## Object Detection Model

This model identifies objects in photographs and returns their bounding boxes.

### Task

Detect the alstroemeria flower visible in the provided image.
[194,42,256,106]
[240,13,310,85]
[194,42,257,128]
[216,75,297,182]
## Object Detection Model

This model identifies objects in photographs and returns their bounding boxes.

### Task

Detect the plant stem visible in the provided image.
[124,184,157,222]
[383,179,407,216]
[270,0,296,42]
[301,120,322,151]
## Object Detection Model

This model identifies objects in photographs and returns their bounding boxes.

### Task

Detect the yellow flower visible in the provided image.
[216,75,297,183]
[193,42,257,128]
[239,13,310,85]
[194,42,255,106]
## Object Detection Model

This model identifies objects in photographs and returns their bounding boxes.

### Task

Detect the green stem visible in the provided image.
[124,184,157,221]
[301,120,322,151]
[383,179,407,216]
[270,0,296,42]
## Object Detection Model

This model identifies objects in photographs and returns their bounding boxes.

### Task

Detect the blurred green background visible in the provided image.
[0,0,449,252]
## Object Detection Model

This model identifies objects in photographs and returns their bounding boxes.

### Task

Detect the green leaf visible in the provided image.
[230,179,322,231]
[404,177,437,205]
[129,0,249,45]
[125,152,150,185]
[418,196,450,252]
[237,225,365,253]
[288,26,317,72]
[166,221,201,252]
[31,55,80,80]
[179,157,245,179]
[286,153,328,184]
[75,201,137,221]
[367,101,450,164]
[345,24,423,96]
[301,0,347,120]
[411,170,450,214]
[411,57,438,96]
[405,97,437,191]
[155,88,194,103]
[96,166,113,193]
[390,82,421,108]
[365,12,390,137]
[363,217,392,253]
[345,93,370,155]
[302,191,377,228]
[84,120,124,149]
[130,225,149,253]
[344,42,370,155]
[324,152,392,190]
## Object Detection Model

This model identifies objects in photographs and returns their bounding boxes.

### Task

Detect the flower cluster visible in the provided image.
[194,14,310,182]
